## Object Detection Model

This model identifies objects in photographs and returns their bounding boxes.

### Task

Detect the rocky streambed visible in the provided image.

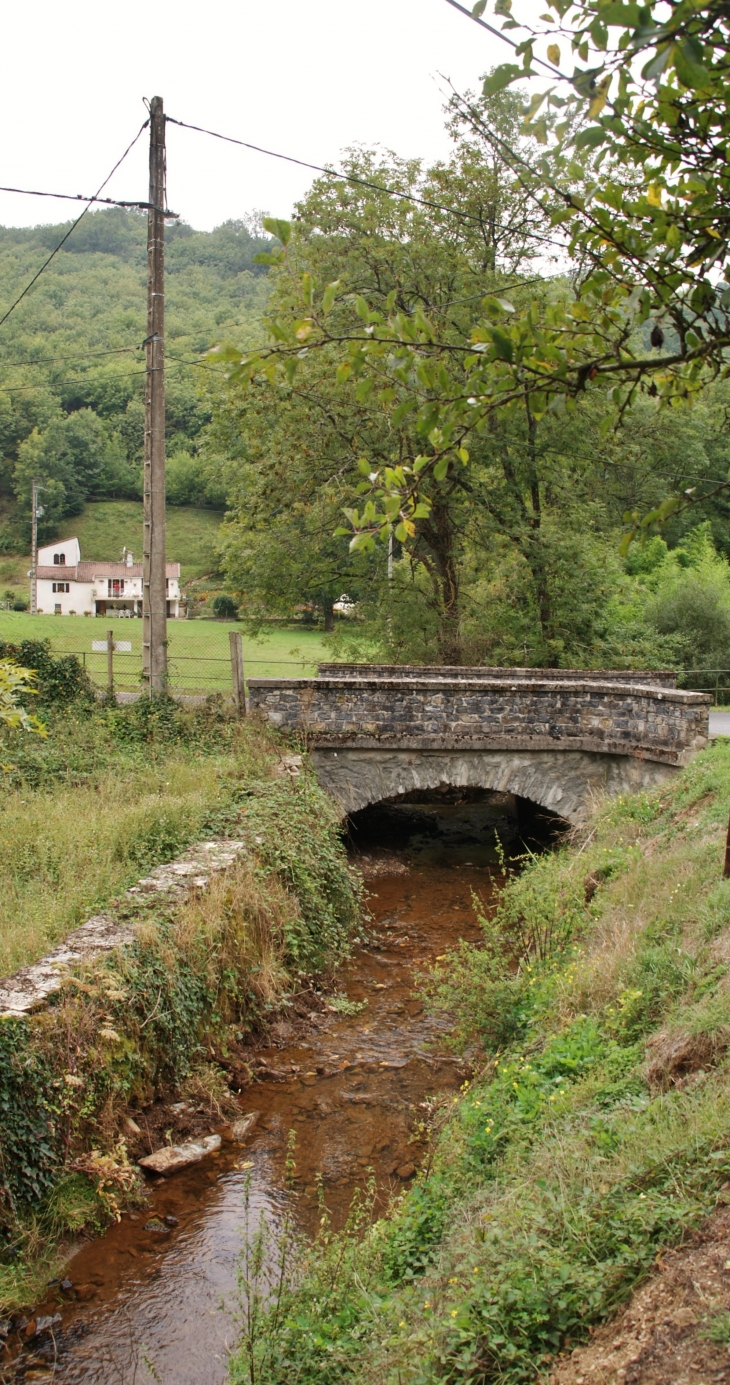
[3,790,532,1385]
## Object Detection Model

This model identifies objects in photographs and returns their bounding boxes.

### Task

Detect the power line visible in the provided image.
[0,345,140,370]
[0,120,150,334]
[165,113,558,241]
[0,358,206,395]
[0,367,147,395]
[442,0,573,84]
[0,184,171,211]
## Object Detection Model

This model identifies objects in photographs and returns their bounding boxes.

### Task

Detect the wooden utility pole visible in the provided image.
[142,96,168,695]
[107,629,115,698]
[30,477,40,614]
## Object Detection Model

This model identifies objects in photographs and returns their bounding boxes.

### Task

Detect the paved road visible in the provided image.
[709,711,730,738]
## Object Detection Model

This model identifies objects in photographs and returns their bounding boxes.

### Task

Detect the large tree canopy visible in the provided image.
[219,0,730,555]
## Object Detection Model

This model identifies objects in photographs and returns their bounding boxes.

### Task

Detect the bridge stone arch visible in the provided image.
[309,746,676,826]
[248,666,710,827]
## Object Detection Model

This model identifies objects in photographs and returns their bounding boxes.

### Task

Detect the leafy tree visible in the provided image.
[645,526,730,670]
[0,208,271,547]
[211,593,238,620]
[213,99,730,664]
[224,0,730,552]
[14,409,134,534]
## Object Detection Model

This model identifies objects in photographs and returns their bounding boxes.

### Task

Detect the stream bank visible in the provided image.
[226,742,730,1385]
[1,788,540,1383]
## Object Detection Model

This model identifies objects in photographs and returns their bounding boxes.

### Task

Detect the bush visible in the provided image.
[0,639,92,705]
[212,593,239,620]
[11,598,27,612]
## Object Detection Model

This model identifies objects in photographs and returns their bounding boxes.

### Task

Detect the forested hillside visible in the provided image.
[0,210,270,547]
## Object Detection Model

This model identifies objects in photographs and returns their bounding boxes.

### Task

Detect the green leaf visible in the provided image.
[322,280,340,314]
[483,64,521,97]
[575,126,607,150]
[490,328,514,362]
[356,378,374,404]
[674,38,711,91]
[433,458,450,481]
[252,251,281,266]
[262,217,292,247]
[472,0,487,14]
[641,42,673,82]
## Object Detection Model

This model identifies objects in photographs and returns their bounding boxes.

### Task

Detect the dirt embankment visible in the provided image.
[549,1206,730,1385]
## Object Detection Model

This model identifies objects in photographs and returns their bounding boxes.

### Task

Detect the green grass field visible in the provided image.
[0,500,336,692]
[57,501,225,586]
[0,610,331,693]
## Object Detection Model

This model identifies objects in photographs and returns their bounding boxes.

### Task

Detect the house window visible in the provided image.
[53,553,66,565]
[54,604,61,614]
[107,579,125,596]
[52,582,70,593]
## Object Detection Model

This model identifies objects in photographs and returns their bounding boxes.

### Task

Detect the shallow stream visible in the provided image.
[8,790,543,1384]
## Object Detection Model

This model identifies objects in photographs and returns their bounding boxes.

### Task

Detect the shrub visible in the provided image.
[0,639,92,705]
[212,593,239,620]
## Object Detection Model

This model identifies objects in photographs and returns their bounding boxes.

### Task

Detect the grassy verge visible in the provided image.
[0,691,266,978]
[228,740,730,1385]
[0,610,332,694]
[0,678,361,1309]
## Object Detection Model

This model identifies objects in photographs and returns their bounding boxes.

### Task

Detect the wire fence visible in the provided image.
[56,646,315,698]
[0,616,322,698]
[676,670,730,706]
[5,613,730,703]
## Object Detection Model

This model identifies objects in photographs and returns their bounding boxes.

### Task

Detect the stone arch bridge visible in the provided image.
[247,664,711,825]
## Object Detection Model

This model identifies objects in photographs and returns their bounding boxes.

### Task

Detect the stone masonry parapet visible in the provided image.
[317,664,679,687]
[247,675,710,767]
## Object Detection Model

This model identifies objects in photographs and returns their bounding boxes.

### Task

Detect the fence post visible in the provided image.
[107,629,114,699]
[229,630,245,715]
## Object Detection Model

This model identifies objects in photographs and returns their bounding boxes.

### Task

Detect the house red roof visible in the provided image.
[37,562,181,580]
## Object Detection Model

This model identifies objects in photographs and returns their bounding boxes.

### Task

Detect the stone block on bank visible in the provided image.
[138,1133,221,1176]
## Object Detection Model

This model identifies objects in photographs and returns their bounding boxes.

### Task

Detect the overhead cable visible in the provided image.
[0,367,147,395]
[166,113,547,234]
[0,119,151,333]
[0,185,171,211]
[442,0,571,82]
[0,345,140,370]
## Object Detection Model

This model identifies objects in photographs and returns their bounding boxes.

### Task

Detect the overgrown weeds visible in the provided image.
[0,696,361,1311]
[228,740,730,1385]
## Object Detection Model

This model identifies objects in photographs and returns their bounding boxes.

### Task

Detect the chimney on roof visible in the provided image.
[126,550,133,567]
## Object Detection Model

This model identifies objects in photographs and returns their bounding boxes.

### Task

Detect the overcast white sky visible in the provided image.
[0,0,506,234]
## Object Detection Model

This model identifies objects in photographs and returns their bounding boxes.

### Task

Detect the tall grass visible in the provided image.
[228,740,730,1385]
[0,700,273,977]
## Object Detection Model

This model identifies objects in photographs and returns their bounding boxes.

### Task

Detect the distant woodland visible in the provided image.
[0,210,270,544]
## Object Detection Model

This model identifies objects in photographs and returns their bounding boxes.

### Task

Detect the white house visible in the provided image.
[35,538,182,617]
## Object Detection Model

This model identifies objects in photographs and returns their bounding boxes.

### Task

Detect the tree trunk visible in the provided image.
[418,494,463,665]
[523,399,557,666]
[322,599,335,632]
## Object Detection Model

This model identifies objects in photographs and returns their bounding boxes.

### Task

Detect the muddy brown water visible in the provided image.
[6,794,537,1385]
